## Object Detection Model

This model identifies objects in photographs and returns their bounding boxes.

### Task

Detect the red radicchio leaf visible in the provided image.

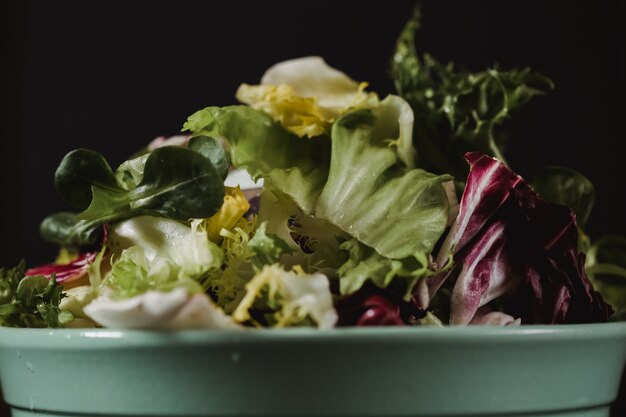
[336,285,422,326]
[356,295,405,326]
[25,251,97,283]
[449,217,518,325]
[428,152,612,325]
[469,305,520,326]
[417,152,524,309]
[503,186,612,323]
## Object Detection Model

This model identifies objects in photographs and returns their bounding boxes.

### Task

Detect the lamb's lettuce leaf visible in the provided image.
[79,146,224,222]
[40,211,102,247]
[44,146,226,248]
[187,135,231,180]
[54,149,120,209]
[115,153,149,191]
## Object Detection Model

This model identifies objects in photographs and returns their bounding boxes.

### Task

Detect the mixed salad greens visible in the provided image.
[1,7,624,329]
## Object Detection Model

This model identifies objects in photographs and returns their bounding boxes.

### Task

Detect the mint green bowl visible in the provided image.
[1,324,625,417]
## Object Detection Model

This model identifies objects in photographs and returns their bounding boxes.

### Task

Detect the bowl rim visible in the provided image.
[1,322,625,349]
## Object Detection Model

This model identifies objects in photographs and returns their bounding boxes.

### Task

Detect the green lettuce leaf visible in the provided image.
[183,105,331,181]
[257,187,349,274]
[184,98,450,261]
[246,222,295,271]
[209,222,256,313]
[313,106,451,259]
[338,238,435,300]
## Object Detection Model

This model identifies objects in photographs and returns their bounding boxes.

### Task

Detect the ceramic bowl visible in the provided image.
[1,323,625,417]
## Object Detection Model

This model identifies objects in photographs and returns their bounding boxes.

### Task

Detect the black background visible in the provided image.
[0,0,625,415]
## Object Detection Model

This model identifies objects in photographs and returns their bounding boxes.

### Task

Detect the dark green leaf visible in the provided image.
[16,275,49,301]
[187,136,231,180]
[586,236,626,319]
[0,262,71,328]
[390,4,553,179]
[0,260,25,305]
[129,146,225,219]
[51,147,226,235]
[39,211,102,247]
[532,166,595,229]
[55,149,121,209]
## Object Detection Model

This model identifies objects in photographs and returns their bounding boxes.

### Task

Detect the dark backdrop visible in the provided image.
[1,0,625,267]
[0,0,625,415]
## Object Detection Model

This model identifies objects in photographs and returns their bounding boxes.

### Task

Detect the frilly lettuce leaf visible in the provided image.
[237,56,379,138]
[209,222,256,313]
[391,5,553,179]
[246,222,295,271]
[205,219,295,313]
[104,246,204,299]
[107,216,224,297]
[232,264,337,329]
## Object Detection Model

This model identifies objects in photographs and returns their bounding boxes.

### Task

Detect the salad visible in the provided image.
[0,7,624,330]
